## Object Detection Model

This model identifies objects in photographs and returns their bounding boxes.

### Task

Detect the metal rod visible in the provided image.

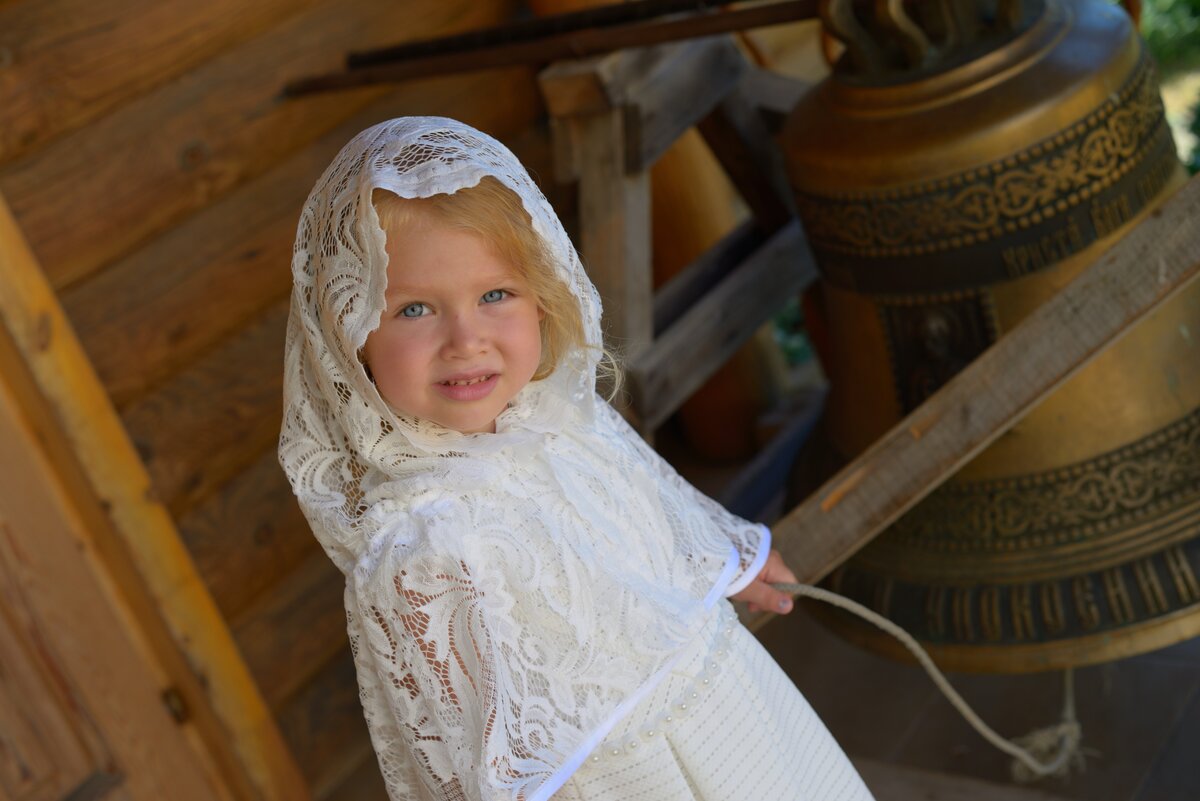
[347,0,728,69]
[285,0,819,97]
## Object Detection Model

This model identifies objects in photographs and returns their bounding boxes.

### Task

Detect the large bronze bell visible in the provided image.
[783,0,1200,671]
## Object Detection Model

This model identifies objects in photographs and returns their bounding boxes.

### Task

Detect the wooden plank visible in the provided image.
[276,649,376,800]
[621,36,746,172]
[697,73,796,230]
[120,301,288,518]
[629,219,817,430]
[540,36,745,172]
[287,0,820,96]
[233,549,348,711]
[0,0,520,292]
[59,68,541,409]
[717,386,826,519]
[178,448,317,622]
[322,750,388,801]
[652,219,765,335]
[771,174,1200,590]
[572,108,654,363]
[0,193,308,800]
[852,758,1074,801]
[0,0,326,166]
[0,545,101,800]
[0,326,236,800]
[736,65,810,124]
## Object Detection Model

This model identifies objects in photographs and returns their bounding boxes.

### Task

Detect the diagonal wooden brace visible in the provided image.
[770,173,1200,594]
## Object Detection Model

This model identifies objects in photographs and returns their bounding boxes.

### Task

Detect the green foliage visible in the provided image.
[1188,100,1200,172]
[1140,0,1200,71]
[1137,1,1200,173]
[772,297,815,368]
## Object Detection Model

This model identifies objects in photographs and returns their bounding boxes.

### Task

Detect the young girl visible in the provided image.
[279,117,874,801]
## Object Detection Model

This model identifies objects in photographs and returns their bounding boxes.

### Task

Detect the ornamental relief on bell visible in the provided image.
[886,408,1200,552]
[794,55,1166,257]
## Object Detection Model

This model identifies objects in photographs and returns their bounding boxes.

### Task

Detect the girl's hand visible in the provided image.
[730,549,799,614]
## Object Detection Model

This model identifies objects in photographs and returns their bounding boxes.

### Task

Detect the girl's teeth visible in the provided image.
[445,375,489,386]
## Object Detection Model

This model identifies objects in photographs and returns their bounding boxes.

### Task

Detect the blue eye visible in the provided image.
[400,303,428,318]
[481,289,507,303]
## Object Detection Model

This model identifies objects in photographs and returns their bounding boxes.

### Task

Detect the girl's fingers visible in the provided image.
[738,579,794,615]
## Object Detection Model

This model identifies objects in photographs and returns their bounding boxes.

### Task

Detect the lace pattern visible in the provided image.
[278,118,770,800]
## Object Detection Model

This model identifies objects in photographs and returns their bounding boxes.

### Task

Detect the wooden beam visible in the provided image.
[178,448,317,621]
[60,83,545,409]
[718,386,826,519]
[0,192,309,800]
[736,65,810,123]
[120,301,288,518]
[770,174,1200,590]
[1,0,527,293]
[572,108,654,362]
[232,550,347,711]
[287,0,820,96]
[628,219,817,430]
[620,36,746,172]
[276,649,376,800]
[0,0,326,166]
[652,219,766,335]
[0,322,236,801]
[697,72,797,229]
[540,36,746,173]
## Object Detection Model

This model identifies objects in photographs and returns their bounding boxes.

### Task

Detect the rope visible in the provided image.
[771,582,1086,781]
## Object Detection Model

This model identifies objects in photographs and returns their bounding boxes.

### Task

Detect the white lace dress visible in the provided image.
[556,601,875,801]
[280,116,875,801]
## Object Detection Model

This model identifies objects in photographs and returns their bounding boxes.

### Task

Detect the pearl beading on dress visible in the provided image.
[589,605,738,763]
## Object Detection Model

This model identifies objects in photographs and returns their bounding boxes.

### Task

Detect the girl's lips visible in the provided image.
[434,373,499,402]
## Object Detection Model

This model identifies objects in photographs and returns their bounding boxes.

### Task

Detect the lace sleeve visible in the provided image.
[350,539,501,801]
[596,401,771,596]
[346,599,426,800]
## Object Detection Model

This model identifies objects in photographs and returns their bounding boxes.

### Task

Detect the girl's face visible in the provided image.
[363,215,543,434]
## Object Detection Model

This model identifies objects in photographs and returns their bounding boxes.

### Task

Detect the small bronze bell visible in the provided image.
[783,0,1200,671]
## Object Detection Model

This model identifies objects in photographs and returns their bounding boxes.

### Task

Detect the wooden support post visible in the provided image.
[767,174,1200,598]
[541,37,806,434]
[571,107,654,363]
[697,69,801,231]
[0,193,309,800]
[628,220,818,431]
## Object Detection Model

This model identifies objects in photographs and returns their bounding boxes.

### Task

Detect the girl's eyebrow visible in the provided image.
[384,268,521,299]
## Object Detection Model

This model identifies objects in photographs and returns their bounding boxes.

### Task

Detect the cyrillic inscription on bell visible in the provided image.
[785,0,1200,672]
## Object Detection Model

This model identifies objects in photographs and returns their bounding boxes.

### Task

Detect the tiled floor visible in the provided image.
[758,605,1200,801]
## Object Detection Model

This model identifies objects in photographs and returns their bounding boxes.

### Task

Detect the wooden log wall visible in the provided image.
[0,1,550,797]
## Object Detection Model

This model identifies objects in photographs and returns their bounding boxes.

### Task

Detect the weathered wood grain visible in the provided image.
[120,300,288,517]
[233,549,348,711]
[539,36,745,172]
[178,447,317,622]
[0,0,326,165]
[629,220,817,430]
[572,108,653,364]
[60,76,544,409]
[0,193,306,799]
[323,751,388,801]
[0,334,236,801]
[652,219,765,335]
[697,74,797,230]
[620,37,745,172]
[1,0,519,292]
[772,175,1200,589]
[276,649,376,800]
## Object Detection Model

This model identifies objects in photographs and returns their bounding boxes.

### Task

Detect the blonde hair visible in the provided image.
[372,177,594,383]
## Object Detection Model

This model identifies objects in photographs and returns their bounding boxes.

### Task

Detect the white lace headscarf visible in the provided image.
[279,117,769,801]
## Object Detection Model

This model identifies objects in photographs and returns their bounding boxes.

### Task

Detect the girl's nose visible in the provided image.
[442,312,487,357]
